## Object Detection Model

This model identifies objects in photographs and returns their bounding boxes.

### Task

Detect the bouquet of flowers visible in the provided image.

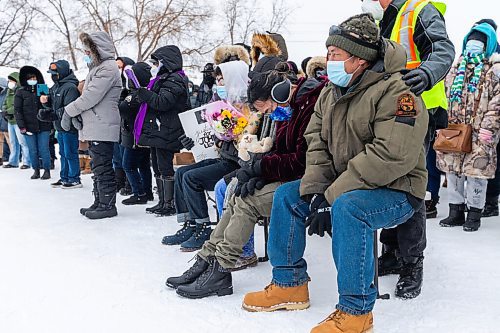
[204,101,248,141]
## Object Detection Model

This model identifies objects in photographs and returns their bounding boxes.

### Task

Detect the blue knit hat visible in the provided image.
[463,23,498,58]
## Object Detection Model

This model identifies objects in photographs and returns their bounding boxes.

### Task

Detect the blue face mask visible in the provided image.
[327,57,358,87]
[27,80,37,86]
[270,105,293,121]
[83,55,92,64]
[465,40,485,56]
[216,85,227,100]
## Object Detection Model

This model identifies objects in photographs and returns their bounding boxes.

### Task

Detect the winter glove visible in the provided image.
[61,111,72,131]
[305,194,332,237]
[179,134,195,150]
[238,152,265,169]
[136,87,154,103]
[236,160,262,181]
[37,108,57,122]
[402,69,430,96]
[235,177,267,198]
[72,115,83,130]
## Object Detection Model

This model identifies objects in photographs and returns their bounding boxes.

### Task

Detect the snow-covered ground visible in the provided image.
[0,165,499,333]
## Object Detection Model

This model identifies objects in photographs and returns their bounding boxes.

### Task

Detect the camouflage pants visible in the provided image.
[447,173,488,209]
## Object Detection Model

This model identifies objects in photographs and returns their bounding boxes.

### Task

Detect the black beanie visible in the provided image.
[475,19,497,31]
[468,30,488,45]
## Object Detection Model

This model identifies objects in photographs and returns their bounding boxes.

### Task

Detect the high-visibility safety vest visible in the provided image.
[390,0,448,111]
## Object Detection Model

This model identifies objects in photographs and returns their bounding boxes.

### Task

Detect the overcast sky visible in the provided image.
[282,0,500,64]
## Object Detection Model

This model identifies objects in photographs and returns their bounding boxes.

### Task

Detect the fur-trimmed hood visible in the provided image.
[250,32,288,66]
[306,56,327,78]
[80,32,115,65]
[213,45,251,66]
[19,66,45,87]
[490,53,500,64]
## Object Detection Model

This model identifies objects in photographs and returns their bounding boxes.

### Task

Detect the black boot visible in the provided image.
[482,196,499,218]
[30,169,40,180]
[162,221,196,245]
[425,198,439,219]
[176,257,233,299]
[85,191,117,220]
[80,178,99,215]
[146,191,154,202]
[41,169,51,180]
[146,177,164,214]
[378,245,403,276]
[395,256,423,300]
[439,203,466,227]
[121,194,148,205]
[464,207,482,232]
[155,177,176,217]
[166,255,209,289]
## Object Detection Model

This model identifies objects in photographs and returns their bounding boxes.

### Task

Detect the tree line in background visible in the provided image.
[0,0,293,70]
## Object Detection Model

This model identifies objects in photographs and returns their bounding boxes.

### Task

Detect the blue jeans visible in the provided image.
[214,178,255,257]
[426,141,441,200]
[24,131,51,170]
[112,142,124,170]
[269,180,416,315]
[58,132,80,183]
[7,123,30,166]
[122,147,152,196]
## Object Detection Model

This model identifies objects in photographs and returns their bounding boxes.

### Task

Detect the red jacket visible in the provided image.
[260,77,327,182]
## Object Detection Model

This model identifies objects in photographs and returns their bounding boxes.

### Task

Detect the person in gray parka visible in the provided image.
[64,31,122,220]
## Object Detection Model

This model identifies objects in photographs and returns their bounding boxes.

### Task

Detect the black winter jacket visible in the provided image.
[136,46,188,151]
[14,66,52,133]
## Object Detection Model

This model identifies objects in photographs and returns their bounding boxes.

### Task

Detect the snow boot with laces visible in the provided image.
[180,222,212,252]
[311,310,373,333]
[395,256,423,300]
[161,221,196,245]
[464,207,482,232]
[439,203,466,227]
[165,255,209,289]
[176,257,233,299]
[243,283,310,312]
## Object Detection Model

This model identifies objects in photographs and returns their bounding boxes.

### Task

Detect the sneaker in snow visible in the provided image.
[62,181,83,189]
[51,180,64,188]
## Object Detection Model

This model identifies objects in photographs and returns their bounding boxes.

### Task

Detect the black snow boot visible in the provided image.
[395,256,423,300]
[146,177,164,214]
[30,169,40,180]
[80,180,99,216]
[162,221,196,246]
[176,257,233,299]
[155,177,176,217]
[85,191,117,220]
[463,207,482,232]
[425,198,439,219]
[439,203,466,227]
[378,245,403,276]
[482,196,499,218]
[166,255,209,289]
[121,194,148,205]
[41,169,51,180]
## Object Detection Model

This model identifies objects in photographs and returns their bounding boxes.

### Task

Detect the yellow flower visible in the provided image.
[233,126,244,135]
[221,110,232,119]
[237,117,248,128]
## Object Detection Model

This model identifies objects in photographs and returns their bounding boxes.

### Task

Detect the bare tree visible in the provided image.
[124,0,212,62]
[267,0,294,33]
[0,0,35,66]
[77,0,126,55]
[223,0,260,44]
[33,0,80,69]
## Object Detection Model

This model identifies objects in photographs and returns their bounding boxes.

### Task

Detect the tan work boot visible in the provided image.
[242,283,310,312]
[311,310,373,333]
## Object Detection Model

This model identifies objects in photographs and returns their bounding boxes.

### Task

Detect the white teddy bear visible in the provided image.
[238,134,273,161]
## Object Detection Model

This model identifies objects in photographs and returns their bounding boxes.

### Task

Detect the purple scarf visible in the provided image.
[133,76,160,144]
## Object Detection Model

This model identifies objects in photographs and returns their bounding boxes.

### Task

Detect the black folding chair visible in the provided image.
[374,230,390,300]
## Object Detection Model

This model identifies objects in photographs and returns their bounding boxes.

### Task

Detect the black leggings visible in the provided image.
[151,147,177,178]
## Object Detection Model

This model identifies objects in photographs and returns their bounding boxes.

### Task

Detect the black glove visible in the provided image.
[37,108,57,122]
[238,151,265,169]
[235,177,267,198]
[179,134,195,150]
[402,69,430,96]
[136,87,154,103]
[305,194,332,237]
[72,115,83,130]
[236,160,262,181]
[61,111,72,131]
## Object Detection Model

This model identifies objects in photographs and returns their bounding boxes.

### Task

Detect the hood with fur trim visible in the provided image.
[250,32,288,66]
[80,32,115,65]
[306,56,327,78]
[214,45,251,66]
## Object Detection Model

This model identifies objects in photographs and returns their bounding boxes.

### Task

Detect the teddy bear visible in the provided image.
[237,134,273,161]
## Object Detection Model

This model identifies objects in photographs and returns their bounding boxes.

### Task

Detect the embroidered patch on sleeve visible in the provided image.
[396,93,418,117]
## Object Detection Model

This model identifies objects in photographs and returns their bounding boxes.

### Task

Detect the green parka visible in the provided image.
[3,72,20,125]
[300,39,429,204]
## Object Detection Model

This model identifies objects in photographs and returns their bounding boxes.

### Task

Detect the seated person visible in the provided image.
[243,14,428,333]
[165,61,328,299]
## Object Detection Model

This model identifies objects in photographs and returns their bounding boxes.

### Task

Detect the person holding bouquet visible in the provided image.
[161,60,250,252]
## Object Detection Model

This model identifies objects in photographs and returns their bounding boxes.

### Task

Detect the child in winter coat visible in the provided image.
[437,22,500,232]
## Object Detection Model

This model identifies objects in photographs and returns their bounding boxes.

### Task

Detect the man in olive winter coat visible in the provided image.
[64,31,122,220]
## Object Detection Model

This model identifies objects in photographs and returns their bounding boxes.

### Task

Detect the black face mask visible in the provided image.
[204,74,215,85]
[51,74,60,82]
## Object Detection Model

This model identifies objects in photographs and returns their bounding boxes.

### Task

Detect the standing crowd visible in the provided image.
[1,1,500,332]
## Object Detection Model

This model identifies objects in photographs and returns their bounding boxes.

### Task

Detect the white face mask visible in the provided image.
[27,80,38,86]
[8,82,16,90]
[465,40,485,56]
[361,0,384,21]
